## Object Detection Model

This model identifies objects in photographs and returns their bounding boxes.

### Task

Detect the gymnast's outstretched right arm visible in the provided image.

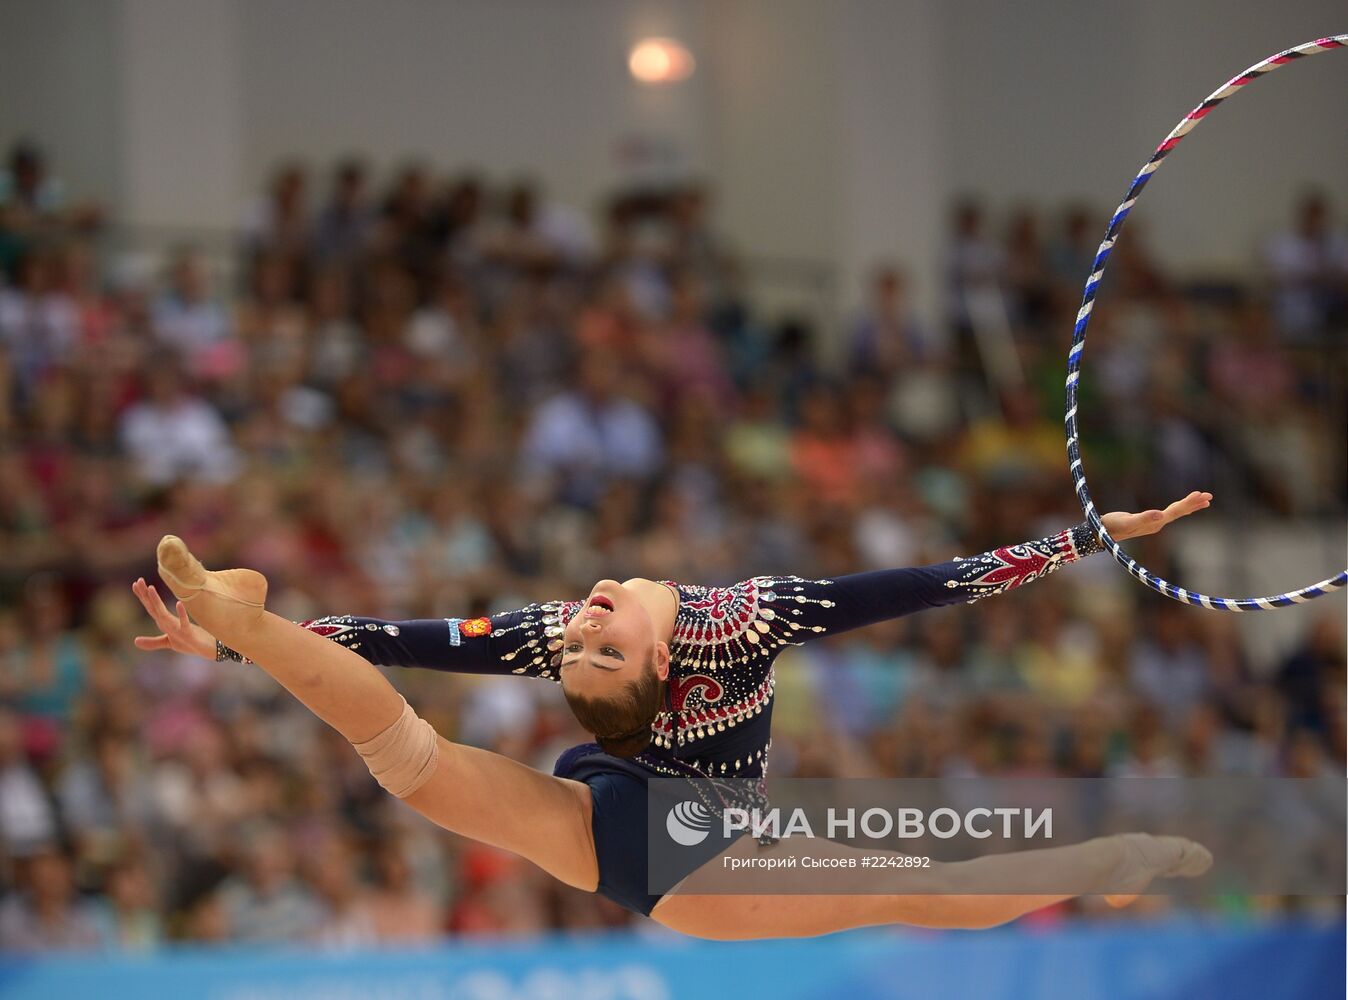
[751,491,1213,641]
[144,538,599,892]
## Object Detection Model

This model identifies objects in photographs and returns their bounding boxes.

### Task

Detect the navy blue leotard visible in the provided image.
[220,523,1102,915]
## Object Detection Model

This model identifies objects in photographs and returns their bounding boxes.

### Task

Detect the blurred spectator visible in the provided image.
[7,576,87,727]
[57,729,156,863]
[405,269,482,381]
[1129,605,1211,727]
[1046,203,1097,294]
[243,164,311,276]
[0,848,101,951]
[379,164,439,280]
[848,264,929,377]
[487,180,596,269]
[0,143,87,278]
[1015,594,1102,707]
[0,143,64,217]
[959,385,1061,487]
[1264,191,1348,342]
[790,385,863,507]
[151,248,231,366]
[217,828,323,943]
[118,360,239,485]
[306,265,365,385]
[519,351,661,508]
[0,248,81,385]
[314,159,375,264]
[149,722,247,859]
[440,173,489,270]
[946,197,1009,387]
[449,846,549,936]
[642,271,734,411]
[723,385,791,482]
[305,833,378,949]
[667,183,725,284]
[1003,208,1053,333]
[92,854,163,950]
[1278,615,1346,736]
[0,708,58,855]
[363,838,443,944]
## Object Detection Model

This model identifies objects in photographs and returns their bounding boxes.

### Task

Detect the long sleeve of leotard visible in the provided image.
[759,521,1103,642]
[215,601,582,682]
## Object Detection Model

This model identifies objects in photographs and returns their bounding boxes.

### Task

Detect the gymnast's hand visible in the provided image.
[131,576,217,660]
[1100,490,1212,542]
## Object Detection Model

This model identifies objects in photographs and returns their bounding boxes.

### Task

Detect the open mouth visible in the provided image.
[586,594,615,615]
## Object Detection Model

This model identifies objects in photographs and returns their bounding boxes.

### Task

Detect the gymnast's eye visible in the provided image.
[564,643,582,654]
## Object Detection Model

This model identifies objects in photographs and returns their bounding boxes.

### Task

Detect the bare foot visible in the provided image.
[1103,833,1212,908]
[156,535,268,643]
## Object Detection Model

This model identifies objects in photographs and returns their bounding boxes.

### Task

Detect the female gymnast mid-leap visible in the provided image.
[135,491,1213,939]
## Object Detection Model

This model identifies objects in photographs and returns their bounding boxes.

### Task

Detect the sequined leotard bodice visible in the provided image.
[219,523,1103,782]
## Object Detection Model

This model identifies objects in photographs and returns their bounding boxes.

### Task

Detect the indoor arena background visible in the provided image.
[0,2,1344,998]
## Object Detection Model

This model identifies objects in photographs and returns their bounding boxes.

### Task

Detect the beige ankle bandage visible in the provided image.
[352,698,439,798]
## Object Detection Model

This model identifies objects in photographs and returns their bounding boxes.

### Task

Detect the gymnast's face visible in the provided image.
[558,580,665,700]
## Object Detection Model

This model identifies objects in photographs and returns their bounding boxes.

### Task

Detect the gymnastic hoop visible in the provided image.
[1064,35,1348,610]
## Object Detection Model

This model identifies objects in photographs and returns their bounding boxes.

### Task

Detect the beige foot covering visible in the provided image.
[1105,834,1213,907]
[156,535,266,608]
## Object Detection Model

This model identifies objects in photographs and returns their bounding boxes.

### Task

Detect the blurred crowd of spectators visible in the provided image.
[0,145,1344,952]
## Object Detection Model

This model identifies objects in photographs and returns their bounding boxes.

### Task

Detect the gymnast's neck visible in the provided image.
[622,577,680,640]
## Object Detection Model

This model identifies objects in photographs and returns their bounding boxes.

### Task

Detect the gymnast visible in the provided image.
[134,492,1212,939]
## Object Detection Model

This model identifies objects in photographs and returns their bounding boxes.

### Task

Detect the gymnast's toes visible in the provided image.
[1103,833,1212,908]
[156,535,269,612]
[1125,833,1212,879]
[156,535,207,600]
[1163,836,1213,879]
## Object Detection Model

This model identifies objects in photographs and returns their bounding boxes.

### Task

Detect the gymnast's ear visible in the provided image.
[653,641,671,681]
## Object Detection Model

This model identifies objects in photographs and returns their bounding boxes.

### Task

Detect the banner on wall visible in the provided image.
[0,921,1343,1000]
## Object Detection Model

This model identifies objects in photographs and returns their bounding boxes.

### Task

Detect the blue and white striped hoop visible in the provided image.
[1065,35,1348,611]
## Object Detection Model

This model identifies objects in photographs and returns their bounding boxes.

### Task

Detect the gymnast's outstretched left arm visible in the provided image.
[131,583,577,681]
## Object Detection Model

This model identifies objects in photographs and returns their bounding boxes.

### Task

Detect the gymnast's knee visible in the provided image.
[351,697,440,798]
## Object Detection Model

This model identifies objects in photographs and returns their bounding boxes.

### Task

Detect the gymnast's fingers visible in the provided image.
[1102,494,1209,540]
[1117,492,1213,538]
[1163,491,1213,523]
[142,582,178,629]
[131,578,172,628]
[134,634,171,651]
[175,600,193,632]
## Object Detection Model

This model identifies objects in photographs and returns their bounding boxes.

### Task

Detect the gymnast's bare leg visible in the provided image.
[152,536,601,894]
[654,832,1210,940]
